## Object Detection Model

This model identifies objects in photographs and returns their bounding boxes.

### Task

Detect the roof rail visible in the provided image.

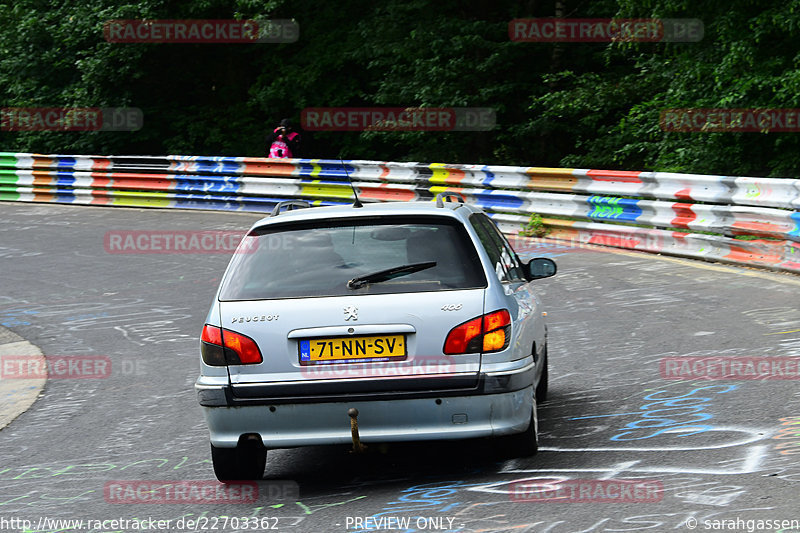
[270,200,311,217]
[435,192,467,208]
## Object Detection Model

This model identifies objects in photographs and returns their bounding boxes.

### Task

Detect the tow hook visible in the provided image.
[348,408,367,453]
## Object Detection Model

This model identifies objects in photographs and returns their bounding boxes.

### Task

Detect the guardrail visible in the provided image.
[1,152,798,274]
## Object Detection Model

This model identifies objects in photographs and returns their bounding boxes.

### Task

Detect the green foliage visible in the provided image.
[520,213,549,238]
[545,0,800,176]
[0,0,798,177]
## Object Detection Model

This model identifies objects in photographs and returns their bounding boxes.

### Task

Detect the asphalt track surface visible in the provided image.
[2,202,800,533]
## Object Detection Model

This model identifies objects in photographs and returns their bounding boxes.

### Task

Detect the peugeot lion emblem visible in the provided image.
[344,306,358,321]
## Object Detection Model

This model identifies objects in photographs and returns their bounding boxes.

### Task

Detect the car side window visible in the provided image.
[470,214,525,283]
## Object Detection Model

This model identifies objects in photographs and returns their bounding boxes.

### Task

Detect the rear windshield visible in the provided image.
[219,215,487,300]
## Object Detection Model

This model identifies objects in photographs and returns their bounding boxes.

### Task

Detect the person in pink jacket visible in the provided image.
[266,118,301,158]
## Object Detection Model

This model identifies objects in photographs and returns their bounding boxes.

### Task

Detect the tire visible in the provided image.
[498,398,539,458]
[211,440,267,482]
[535,344,548,404]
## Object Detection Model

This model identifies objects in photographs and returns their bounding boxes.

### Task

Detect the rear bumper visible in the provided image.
[200,386,534,448]
[196,359,536,448]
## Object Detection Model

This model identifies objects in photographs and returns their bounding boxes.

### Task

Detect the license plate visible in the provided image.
[299,334,406,364]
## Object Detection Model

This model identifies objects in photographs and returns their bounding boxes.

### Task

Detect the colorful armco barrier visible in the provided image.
[1,152,798,274]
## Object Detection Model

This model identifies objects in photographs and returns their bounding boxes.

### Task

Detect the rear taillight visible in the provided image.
[222,329,263,364]
[201,324,222,344]
[201,325,225,366]
[443,310,511,355]
[201,325,263,366]
[443,317,483,354]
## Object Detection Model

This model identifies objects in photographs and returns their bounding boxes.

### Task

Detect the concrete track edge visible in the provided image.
[0,326,45,430]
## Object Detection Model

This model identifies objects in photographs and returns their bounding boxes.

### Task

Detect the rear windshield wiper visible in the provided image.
[347,261,437,290]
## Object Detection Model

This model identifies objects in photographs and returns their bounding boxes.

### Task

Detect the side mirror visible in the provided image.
[524,257,557,280]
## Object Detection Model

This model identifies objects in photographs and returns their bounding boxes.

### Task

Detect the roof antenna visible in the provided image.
[340,158,363,208]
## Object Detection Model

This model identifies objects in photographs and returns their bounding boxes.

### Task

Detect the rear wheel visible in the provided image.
[211,440,267,482]
[498,398,539,458]
[535,344,548,404]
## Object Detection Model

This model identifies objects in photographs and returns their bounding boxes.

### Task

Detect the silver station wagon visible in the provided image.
[196,195,556,480]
